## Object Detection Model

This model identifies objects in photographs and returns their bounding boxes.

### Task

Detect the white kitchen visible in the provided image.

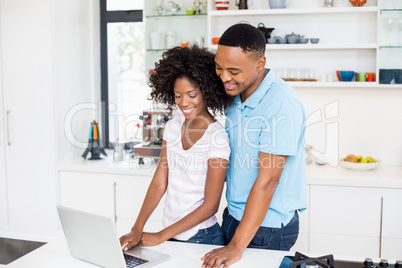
[1,0,402,267]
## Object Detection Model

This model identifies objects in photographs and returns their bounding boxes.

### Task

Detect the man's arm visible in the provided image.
[201,152,288,268]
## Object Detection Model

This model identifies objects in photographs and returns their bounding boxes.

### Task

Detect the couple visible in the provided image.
[120,23,307,268]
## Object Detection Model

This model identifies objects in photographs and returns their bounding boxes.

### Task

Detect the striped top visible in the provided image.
[162,114,230,240]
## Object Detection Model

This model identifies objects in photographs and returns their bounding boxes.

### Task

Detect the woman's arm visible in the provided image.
[119,140,169,250]
[138,157,228,246]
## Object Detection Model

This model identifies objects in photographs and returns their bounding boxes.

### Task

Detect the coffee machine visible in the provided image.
[133,109,171,162]
[140,109,171,145]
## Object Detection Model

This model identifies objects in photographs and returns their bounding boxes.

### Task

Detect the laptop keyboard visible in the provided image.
[124,254,149,267]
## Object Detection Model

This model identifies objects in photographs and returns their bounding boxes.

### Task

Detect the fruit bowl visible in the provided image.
[340,158,382,171]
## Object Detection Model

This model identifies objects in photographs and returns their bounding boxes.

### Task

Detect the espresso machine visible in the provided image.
[133,109,172,163]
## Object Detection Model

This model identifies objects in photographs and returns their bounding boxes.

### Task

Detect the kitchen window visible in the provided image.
[100,0,150,147]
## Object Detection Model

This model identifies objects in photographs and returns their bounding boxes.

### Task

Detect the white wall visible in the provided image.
[299,87,402,166]
[53,0,101,162]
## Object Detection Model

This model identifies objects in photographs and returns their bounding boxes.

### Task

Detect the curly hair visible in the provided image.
[219,23,266,58]
[149,45,233,115]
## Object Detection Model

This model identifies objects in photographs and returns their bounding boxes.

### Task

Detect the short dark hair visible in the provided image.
[149,45,233,115]
[218,23,266,58]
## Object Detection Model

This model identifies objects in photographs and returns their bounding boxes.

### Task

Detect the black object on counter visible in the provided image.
[0,237,46,265]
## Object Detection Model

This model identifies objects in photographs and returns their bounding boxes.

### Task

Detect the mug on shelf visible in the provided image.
[395,69,402,84]
[366,72,376,82]
[379,69,395,84]
[149,32,165,50]
[357,73,368,82]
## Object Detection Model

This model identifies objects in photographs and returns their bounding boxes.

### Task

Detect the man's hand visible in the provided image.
[201,243,243,268]
[138,232,165,247]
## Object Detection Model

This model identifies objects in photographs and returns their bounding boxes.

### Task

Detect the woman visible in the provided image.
[120,45,233,250]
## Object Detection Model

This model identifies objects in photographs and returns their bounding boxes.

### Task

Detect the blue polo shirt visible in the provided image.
[225,69,307,228]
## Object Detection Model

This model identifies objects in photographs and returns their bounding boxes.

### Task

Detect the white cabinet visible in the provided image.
[59,172,116,219]
[309,185,402,259]
[0,0,58,230]
[381,189,402,259]
[292,186,310,253]
[59,171,164,236]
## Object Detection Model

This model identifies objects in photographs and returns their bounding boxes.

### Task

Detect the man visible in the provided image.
[201,23,307,268]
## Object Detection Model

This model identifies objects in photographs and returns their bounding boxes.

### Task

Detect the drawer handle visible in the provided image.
[6,110,11,146]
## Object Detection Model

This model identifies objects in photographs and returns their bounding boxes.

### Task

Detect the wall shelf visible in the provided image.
[289,82,402,88]
[146,14,207,18]
[209,6,378,16]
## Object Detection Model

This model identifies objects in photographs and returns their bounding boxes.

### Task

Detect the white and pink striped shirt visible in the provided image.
[162,114,230,240]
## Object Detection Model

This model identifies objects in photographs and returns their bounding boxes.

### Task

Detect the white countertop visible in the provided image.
[59,155,402,189]
[0,229,372,268]
[0,230,288,268]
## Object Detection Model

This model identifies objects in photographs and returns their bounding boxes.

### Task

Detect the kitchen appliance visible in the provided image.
[279,251,402,268]
[140,109,171,145]
[0,237,46,265]
[134,109,172,163]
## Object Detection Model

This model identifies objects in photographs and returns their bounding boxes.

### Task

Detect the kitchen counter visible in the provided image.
[59,155,402,189]
[0,229,369,268]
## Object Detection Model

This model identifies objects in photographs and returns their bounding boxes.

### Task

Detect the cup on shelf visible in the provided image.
[394,69,402,84]
[379,69,396,84]
[212,37,220,45]
[215,0,229,10]
[194,36,205,48]
[366,72,376,82]
[357,72,368,82]
[166,31,176,48]
[323,0,334,7]
[149,32,165,50]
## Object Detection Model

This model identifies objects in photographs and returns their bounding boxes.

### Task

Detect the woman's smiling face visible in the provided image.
[174,77,208,120]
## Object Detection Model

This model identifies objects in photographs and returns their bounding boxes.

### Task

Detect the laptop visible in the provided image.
[57,205,170,268]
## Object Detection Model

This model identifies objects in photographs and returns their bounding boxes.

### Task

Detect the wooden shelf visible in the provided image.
[209,6,378,16]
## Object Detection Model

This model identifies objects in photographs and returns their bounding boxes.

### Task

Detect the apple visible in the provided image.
[356,156,363,163]
[366,156,376,163]
[360,157,369,163]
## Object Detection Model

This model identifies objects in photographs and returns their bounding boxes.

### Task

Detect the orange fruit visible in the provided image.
[345,154,358,163]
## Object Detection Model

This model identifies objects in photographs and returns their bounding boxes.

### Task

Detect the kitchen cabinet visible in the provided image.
[381,189,402,259]
[205,0,402,88]
[309,185,402,258]
[0,0,58,230]
[144,1,208,71]
[59,171,163,236]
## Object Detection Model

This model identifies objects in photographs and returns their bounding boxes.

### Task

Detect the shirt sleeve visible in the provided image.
[258,98,304,156]
[207,126,231,160]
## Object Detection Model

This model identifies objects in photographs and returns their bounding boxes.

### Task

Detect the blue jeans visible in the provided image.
[222,208,299,251]
[169,222,225,246]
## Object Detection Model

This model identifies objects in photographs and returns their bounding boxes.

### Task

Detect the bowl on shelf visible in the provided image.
[300,38,309,44]
[338,70,357,81]
[267,38,276,44]
[185,9,195,15]
[349,0,367,6]
[310,38,320,44]
[269,0,286,9]
[339,159,381,171]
